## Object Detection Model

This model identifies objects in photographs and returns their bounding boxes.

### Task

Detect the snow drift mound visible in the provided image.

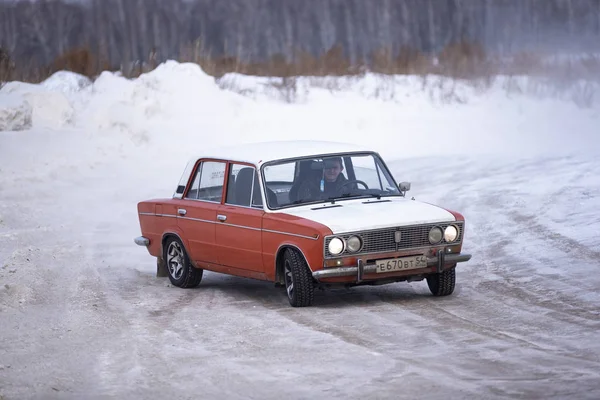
[41,71,92,94]
[1,60,599,158]
[0,95,32,131]
[0,70,91,131]
[75,61,247,143]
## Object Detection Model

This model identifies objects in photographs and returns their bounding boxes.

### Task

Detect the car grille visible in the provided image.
[324,222,464,258]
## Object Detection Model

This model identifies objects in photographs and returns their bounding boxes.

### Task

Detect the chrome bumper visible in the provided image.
[134,236,150,246]
[312,252,472,281]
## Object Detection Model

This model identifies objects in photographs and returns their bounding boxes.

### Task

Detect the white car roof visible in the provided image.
[197,140,376,167]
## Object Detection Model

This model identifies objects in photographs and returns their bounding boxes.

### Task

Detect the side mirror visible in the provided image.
[173,185,185,199]
[399,181,411,196]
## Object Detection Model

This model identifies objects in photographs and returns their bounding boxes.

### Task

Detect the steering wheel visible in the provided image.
[339,179,369,190]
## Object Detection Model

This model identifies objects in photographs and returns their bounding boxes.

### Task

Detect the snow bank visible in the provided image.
[40,70,92,94]
[0,95,32,131]
[1,60,599,159]
[71,61,249,146]
[0,75,81,131]
[85,62,600,159]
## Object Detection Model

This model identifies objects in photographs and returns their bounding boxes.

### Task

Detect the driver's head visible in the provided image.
[323,157,343,182]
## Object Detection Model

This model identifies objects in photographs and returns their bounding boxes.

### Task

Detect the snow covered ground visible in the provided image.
[1,61,600,399]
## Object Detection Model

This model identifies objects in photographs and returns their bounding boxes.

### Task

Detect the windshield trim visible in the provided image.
[259,151,401,211]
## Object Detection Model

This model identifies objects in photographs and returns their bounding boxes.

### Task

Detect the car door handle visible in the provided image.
[217,214,227,222]
[177,208,187,216]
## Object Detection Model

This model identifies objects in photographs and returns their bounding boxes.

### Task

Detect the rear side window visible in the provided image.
[225,164,262,208]
[185,161,226,202]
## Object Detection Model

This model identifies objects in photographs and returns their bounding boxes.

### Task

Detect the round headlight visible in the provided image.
[346,236,362,253]
[428,227,443,244]
[444,225,458,242]
[328,237,345,255]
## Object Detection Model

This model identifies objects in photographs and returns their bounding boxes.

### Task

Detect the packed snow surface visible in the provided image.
[1,61,599,399]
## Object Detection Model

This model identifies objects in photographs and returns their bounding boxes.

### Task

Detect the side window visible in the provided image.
[174,159,196,199]
[186,161,226,202]
[226,164,263,208]
[264,162,296,207]
[184,163,202,199]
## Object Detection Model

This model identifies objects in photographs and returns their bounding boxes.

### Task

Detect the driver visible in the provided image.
[294,157,357,202]
[322,157,348,197]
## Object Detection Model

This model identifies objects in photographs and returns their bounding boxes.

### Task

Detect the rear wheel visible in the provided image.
[283,248,314,307]
[426,267,456,296]
[164,237,203,288]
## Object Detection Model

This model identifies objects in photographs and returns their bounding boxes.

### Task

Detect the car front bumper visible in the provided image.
[312,252,472,282]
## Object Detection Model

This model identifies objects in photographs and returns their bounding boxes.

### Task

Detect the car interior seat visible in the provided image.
[234,167,279,208]
[234,167,255,206]
[288,160,322,203]
[225,172,237,204]
[263,186,278,207]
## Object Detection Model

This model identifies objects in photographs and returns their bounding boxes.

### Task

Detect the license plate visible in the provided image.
[375,255,428,273]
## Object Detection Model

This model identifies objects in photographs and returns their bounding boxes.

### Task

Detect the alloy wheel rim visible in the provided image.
[284,260,294,299]
[167,242,184,280]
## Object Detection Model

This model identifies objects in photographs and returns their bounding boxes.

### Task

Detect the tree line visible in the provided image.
[1,0,599,80]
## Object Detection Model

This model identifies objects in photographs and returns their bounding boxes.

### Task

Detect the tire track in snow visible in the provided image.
[510,211,600,262]
[269,286,600,399]
[432,154,600,325]
[271,299,485,398]
[406,296,600,366]
[466,188,600,324]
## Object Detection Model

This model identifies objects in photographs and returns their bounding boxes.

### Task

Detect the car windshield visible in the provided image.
[261,152,401,209]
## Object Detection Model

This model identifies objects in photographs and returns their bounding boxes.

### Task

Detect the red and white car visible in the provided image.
[135,141,472,307]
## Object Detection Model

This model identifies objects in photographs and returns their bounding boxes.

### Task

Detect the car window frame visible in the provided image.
[182,158,228,204]
[224,161,265,210]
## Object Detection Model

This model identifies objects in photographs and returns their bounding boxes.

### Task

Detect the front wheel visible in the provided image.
[426,267,456,296]
[283,248,315,307]
[164,237,203,288]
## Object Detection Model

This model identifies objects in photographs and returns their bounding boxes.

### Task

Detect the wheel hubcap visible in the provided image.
[167,242,184,280]
[284,260,294,299]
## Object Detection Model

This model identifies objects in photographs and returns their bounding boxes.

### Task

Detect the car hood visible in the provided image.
[279,197,456,234]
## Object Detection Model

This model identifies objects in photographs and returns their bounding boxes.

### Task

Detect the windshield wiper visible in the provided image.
[327,193,385,204]
[292,192,383,206]
[326,193,365,204]
[325,195,345,204]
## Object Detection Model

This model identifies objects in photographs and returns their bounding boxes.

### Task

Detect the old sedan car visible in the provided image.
[134,141,472,307]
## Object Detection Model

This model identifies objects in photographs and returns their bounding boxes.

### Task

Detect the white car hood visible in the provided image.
[279,197,456,234]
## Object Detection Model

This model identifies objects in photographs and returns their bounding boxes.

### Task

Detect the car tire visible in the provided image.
[164,236,203,288]
[426,267,456,296]
[283,248,314,307]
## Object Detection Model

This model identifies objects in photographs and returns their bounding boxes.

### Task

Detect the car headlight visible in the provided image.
[428,227,443,244]
[346,235,362,253]
[444,225,458,242]
[328,237,345,255]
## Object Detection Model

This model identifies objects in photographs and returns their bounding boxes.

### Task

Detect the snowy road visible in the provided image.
[1,128,599,399]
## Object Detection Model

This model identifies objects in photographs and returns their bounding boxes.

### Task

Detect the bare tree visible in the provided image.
[1,0,600,76]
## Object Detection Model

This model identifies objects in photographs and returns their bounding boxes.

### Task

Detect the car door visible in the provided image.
[215,163,265,272]
[177,159,226,266]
